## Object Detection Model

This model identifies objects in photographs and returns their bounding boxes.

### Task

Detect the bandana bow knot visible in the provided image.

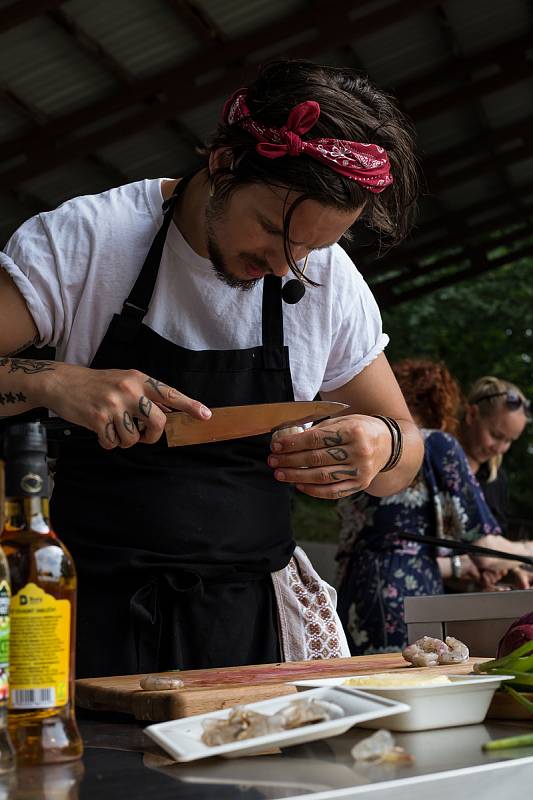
[223,90,393,193]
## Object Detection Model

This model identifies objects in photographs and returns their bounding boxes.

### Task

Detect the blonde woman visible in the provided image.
[458,377,533,576]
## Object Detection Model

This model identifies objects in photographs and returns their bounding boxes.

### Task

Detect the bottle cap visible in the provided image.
[4,421,48,459]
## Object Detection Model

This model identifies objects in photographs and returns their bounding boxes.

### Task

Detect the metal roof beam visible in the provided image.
[164,0,225,45]
[380,241,533,307]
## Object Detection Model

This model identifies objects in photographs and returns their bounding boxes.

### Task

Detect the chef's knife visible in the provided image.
[163,400,348,446]
[40,400,348,447]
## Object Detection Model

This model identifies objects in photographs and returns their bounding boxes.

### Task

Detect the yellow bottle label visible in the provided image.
[9,582,70,710]
[0,579,9,703]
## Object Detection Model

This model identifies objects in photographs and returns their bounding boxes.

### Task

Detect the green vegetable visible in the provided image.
[475,641,533,675]
[476,641,533,716]
[504,686,533,714]
[483,733,533,751]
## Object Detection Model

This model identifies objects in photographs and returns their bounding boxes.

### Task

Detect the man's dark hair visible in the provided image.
[205,59,419,281]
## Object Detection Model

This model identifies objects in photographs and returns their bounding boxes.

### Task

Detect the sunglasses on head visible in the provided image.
[475,391,531,417]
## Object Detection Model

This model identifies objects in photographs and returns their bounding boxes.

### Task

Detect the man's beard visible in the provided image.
[205,196,260,292]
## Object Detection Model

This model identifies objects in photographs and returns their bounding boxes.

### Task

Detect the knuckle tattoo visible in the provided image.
[122,411,135,434]
[327,446,348,462]
[138,395,152,418]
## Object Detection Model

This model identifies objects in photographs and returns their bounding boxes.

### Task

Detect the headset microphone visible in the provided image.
[281,255,309,304]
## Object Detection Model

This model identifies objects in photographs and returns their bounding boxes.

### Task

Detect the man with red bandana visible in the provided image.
[0,60,423,677]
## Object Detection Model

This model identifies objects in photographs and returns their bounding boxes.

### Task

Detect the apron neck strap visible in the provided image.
[122,173,196,321]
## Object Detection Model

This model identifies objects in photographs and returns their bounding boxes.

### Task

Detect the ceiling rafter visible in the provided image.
[165,0,225,45]
[379,240,533,307]
[366,175,533,270]
[372,219,533,295]
[47,6,134,86]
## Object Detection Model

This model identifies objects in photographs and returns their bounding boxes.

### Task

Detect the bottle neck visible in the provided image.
[3,496,51,534]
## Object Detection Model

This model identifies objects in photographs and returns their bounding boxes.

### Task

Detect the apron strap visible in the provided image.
[262,275,287,369]
[114,173,198,341]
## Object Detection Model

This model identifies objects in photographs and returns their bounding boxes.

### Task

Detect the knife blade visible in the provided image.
[39,400,348,447]
[164,401,349,446]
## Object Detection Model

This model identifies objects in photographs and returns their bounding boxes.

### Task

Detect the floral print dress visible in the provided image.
[335,430,502,655]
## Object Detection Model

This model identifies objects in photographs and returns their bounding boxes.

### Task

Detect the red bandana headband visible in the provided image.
[223,89,393,194]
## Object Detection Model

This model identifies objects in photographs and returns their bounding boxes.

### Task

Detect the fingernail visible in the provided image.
[269,456,279,467]
[200,406,212,419]
[271,442,282,452]
[275,470,286,481]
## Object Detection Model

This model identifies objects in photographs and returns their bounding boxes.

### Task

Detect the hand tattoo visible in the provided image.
[330,468,359,481]
[123,411,135,434]
[327,447,348,462]
[105,420,117,444]
[0,358,55,374]
[144,377,166,398]
[0,391,27,406]
[321,429,343,447]
[138,395,152,418]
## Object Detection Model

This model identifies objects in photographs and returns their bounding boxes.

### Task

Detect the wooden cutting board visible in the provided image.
[75,653,487,722]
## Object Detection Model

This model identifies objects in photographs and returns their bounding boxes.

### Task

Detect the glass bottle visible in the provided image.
[0,460,15,775]
[1,423,83,765]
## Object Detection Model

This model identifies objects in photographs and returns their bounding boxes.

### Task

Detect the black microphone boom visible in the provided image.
[281,279,306,304]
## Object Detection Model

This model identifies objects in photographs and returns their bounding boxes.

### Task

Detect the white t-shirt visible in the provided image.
[0,179,388,401]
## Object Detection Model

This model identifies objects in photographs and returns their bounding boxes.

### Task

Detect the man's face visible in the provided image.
[205,182,364,290]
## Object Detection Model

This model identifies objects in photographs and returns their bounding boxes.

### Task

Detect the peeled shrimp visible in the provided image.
[438,636,469,664]
[402,635,469,667]
[271,425,305,441]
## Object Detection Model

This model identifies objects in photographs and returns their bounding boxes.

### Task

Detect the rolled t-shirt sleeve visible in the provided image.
[0,214,64,347]
[320,249,389,393]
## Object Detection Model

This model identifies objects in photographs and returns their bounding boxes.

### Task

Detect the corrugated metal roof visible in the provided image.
[96,124,197,181]
[0,0,531,299]
[445,0,529,55]
[65,0,200,78]
[0,16,116,117]
[352,11,451,87]
[482,78,533,129]
[206,0,305,39]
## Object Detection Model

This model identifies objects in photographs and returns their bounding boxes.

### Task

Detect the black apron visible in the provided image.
[50,177,296,678]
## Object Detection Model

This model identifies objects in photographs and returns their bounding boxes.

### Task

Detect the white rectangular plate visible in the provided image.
[144,686,410,762]
[290,675,515,732]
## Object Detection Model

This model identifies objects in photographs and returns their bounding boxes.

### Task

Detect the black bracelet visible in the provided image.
[373,415,404,472]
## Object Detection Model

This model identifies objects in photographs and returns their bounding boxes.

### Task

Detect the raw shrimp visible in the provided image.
[438,636,469,664]
[402,635,469,667]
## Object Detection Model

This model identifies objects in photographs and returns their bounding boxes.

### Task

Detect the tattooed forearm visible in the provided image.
[122,411,135,434]
[330,468,359,481]
[138,395,152,418]
[105,420,117,444]
[144,377,166,398]
[0,358,55,374]
[327,447,348,462]
[5,339,37,356]
[0,391,27,406]
[321,429,343,447]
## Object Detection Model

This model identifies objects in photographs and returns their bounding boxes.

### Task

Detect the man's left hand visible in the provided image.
[268,414,391,499]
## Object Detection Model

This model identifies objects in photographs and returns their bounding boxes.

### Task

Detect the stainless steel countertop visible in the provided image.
[7,713,533,800]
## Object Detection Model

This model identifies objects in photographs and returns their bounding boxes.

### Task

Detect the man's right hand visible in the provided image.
[42,363,212,449]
